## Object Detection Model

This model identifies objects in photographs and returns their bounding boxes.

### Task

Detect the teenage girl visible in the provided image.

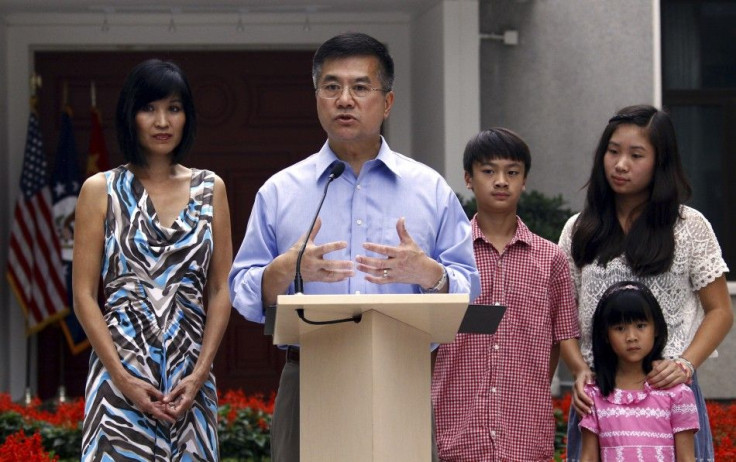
[559,105,732,461]
[580,281,698,462]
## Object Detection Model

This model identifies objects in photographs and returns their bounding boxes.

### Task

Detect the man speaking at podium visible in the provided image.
[229,32,480,462]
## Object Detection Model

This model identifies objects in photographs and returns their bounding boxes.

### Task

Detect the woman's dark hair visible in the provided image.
[312,32,394,92]
[115,59,196,166]
[592,280,668,396]
[462,127,531,177]
[571,104,692,276]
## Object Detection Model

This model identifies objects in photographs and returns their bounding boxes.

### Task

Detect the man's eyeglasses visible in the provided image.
[316,83,389,99]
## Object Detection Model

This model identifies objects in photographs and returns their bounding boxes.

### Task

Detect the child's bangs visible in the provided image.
[482,147,526,165]
[604,291,653,326]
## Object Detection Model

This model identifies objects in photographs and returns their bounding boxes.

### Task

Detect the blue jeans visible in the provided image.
[565,373,714,462]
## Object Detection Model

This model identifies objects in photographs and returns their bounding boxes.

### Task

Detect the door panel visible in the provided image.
[34,50,324,399]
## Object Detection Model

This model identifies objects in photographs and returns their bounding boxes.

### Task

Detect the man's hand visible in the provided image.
[357,217,443,289]
[294,217,355,284]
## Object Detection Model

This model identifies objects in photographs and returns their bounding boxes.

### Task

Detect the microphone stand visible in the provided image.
[294,162,345,293]
[292,162,361,325]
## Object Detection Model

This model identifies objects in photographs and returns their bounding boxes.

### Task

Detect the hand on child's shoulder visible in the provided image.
[659,382,695,397]
[582,383,599,399]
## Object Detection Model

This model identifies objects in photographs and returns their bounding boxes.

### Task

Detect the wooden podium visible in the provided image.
[275,293,469,462]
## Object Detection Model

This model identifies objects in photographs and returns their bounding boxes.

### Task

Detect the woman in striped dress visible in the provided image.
[73,59,232,461]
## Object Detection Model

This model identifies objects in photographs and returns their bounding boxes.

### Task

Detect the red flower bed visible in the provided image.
[707,400,736,458]
[0,394,84,429]
[219,389,275,426]
[0,393,84,460]
[217,389,275,459]
[0,430,58,462]
[2,389,732,461]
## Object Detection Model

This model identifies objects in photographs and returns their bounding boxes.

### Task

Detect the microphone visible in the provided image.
[294,162,345,293]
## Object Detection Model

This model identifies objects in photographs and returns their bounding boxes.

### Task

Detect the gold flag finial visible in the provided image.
[29,73,42,113]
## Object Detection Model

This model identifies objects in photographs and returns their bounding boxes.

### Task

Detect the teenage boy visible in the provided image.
[431,128,585,461]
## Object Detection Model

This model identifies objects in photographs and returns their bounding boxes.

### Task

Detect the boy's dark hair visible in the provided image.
[571,104,692,276]
[312,32,394,91]
[116,59,197,166]
[462,127,531,177]
[591,280,668,396]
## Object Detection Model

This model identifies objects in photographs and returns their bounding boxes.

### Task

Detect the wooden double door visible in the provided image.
[33,49,325,399]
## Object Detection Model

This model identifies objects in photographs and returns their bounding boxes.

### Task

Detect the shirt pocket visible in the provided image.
[364,216,433,256]
[505,283,552,340]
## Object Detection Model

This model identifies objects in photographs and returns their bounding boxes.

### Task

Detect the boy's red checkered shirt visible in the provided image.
[432,216,579,461]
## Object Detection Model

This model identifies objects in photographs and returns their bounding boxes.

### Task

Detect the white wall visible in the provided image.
[412,4,446,175]
[480,0,657,211]
[412,0,480,197]
[0,17,10,396]
[699,290,736,399]
[442,0,480,196]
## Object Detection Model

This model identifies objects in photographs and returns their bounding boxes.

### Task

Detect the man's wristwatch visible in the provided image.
[422,266,447,293]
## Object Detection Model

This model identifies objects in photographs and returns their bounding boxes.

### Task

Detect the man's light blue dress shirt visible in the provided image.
[228,138,480,325]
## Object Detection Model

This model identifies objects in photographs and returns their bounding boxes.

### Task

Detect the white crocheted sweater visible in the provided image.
[559,206,729,367]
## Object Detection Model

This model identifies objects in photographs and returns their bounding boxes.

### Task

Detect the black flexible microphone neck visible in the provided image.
[294,162,345,293]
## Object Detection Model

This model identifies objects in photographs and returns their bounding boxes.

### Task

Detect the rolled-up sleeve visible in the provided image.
[435,188,480,300]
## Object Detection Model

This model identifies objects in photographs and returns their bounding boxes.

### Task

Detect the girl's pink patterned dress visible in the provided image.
[579,382,699,461]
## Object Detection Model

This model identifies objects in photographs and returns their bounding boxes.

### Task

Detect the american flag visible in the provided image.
[60,106,105,354]
[6,111,70,333]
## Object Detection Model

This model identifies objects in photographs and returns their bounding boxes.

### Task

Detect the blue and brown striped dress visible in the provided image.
[82,165,219,461]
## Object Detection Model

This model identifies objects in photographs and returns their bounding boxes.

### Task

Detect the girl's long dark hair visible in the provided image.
[592,281,668,396]
[571,105,692,276]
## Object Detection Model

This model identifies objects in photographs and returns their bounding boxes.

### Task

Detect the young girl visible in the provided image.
[559,105,732,461]
[579,281,699,461]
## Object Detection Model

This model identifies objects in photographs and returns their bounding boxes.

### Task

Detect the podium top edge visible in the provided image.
[277,293,469,306]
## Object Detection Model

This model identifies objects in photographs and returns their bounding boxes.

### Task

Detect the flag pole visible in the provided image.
[58,78,71,403]
[9,70,69,401]
[24,335,32,405]
[58,333,67,403]
[29,73,40,114]
[23,74,41,406]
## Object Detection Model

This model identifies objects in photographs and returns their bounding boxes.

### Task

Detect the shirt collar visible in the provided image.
[314,136,401,181]
[604,382,652,405]
[471,215,534,248]
[374,137,402,177]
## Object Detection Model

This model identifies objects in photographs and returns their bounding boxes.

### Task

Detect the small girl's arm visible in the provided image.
[580,428,600,462]
[674,430,695,462]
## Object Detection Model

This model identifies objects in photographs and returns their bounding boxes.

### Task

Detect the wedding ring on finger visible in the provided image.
[383,269,389,278]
